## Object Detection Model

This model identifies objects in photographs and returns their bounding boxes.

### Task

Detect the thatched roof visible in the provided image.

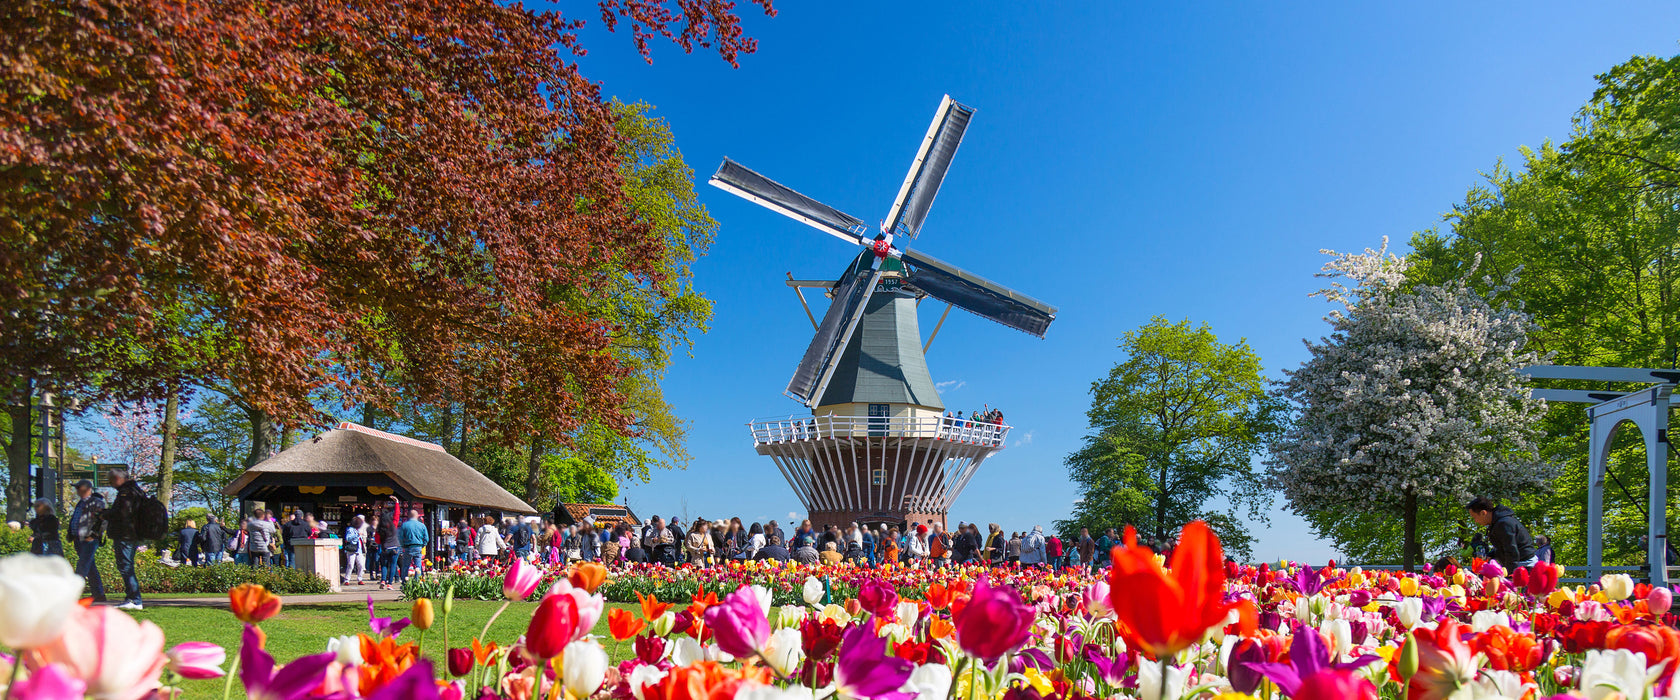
[557,503,641,528]
[223,423,537,513]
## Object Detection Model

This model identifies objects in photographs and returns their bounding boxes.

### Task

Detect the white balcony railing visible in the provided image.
[748,414,1010,447]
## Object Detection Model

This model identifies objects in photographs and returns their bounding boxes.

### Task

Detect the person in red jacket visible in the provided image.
[1046,534,1065,570]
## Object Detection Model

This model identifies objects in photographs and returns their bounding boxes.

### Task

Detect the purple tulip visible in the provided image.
[240,625,336,700]
[1082,644,1129,685]
[953,574,1035,662]
[834,625,914,700]
[702,587,770,658]
[1226,637,1268,695]
[1480,560,1506,579]
[166,641,227,680]
[367,596,411,639]
[1287,566,1344,596]
[1347,590,1372,608]
[1247,625,1381,696]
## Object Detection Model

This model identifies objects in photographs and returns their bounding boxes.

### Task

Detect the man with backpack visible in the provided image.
[511,517,534,560]
[103,467,165,610]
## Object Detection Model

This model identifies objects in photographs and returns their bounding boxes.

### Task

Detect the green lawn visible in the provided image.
[125,599,640,698]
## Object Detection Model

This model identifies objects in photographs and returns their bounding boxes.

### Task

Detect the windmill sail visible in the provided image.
[883,96,975,240]
[902,249,1057,338]
[786,265,878,404]
[710,158,868,245]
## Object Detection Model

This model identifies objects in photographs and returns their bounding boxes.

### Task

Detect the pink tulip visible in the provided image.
[165,641,226,679]
[1649,586,1673,615]
[28,606,166,700]
[953,574,1034,662]
[703,587,771,658]
[546,579,603,642]
[503,559,543,601]
[8,663,86,700]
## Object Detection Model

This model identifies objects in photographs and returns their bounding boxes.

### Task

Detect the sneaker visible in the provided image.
[116,601,143,611]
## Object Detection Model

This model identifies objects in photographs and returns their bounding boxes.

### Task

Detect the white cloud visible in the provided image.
[788,511,799,520]
[935,379,966,392]
[1013,430,1036,447]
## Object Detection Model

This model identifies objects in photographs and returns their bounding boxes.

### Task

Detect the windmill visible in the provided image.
[711,95,1057,528]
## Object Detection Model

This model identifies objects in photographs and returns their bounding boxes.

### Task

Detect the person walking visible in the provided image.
[1045,533,1064,570]
[398,508,428,580]
[1077,528,1096,571]
[177,519,200,566]
[30,499,62,557]
[66,480,106,602]
[247,509,278,567]
[477,516,503,561]
[377,511,401,589]
[686,520,713,566]
[986,524,1004,565]
[510,517,534,560]
[1535,535,1554,564]
[1005,532,1022,566]
[200,515,233,565]
[907,526,930,568]
[1020,526,1047,569]
[101,468,148,610]
[344,515,368,585]
[1095,529,1116,569]
[1467,496,1538,571]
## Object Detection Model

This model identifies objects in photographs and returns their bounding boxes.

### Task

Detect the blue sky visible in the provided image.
[562,2,1680,563]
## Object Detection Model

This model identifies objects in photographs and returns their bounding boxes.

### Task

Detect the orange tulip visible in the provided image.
[471,638,499,665]
[609,607,646,641]
[569,562,608,594]
[927,616,955,641]
[1106,521,1241,659]
[229,583,283,624]
[359,633,418,694]
[638,591,674,622]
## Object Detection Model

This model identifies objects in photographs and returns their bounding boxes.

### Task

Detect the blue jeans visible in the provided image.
[75,539,106,602]
[400,545,424,578]
[381,548,401,583]
[114,540,141,603]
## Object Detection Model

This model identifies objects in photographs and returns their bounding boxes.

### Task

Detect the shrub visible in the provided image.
[63,546,331,596]
[0,526,30,555]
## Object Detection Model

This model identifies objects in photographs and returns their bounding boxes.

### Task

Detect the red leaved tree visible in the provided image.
[0,0,772,500]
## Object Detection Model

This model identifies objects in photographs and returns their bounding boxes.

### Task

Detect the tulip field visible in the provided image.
[2,521,1678,699]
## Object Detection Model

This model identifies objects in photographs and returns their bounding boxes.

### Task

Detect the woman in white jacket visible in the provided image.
[908,529,930,567]
[478,517,503,560]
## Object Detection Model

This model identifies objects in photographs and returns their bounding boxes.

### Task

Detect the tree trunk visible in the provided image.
[1402,490,1419,572]
[453,415,470,461]
[439,402,456,455]
[5,379,31,522]
[280,424,296,451]
[158,393,179,510]
[525,433,545,507]
[243,404,277,469]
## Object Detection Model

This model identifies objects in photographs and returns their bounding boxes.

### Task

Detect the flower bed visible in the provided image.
[1,521,1677,700]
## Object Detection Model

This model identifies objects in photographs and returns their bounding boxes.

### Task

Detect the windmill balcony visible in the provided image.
[748,414,1010,447]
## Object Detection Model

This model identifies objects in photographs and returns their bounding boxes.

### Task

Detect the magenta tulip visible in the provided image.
[8,663,86,700]
[1650,586,1674,615]
[165,642,227,680]
[857,578,900,621]
[503,559,543,601]
[703,587,770,658]
[953,574,1034,661]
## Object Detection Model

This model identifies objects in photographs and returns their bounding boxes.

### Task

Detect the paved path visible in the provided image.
[141,584,402,607]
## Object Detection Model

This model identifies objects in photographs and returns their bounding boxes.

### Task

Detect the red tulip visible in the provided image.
[525,593,579,659]
[952,574,1034,661]
[857,579,899,621]
[1106,521,1244,659]
[447,647,473,677]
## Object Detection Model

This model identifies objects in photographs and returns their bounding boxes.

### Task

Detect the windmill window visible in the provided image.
[868,404,889,436]
[871,469,886,486]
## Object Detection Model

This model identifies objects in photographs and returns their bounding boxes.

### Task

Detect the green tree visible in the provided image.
[1056,317,1278,560]
[1407,52,1680,566]
[174,395,255,516]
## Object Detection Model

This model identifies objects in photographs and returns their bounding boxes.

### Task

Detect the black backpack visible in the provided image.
[136,494,170,540]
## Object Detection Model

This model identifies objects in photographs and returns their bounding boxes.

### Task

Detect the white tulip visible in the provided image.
[1396,598,1423,629]
[775,605,807,629]
[628,665,667,700]
[802,577,825,607]
[749,585,774,618]
[561,640,608,698]
[1599,574,1635,602]
[670,636,704,666]
[761,628,804,676]
[0,554,85,649]
[327,636,363,666]
[901,663,952,700]
[652,611,677,638]
[877,623,911,644]
[1471,669,1534,700]
[1578,648,1662,700]
[1470,610,1510,634]
[1320,619,1352,657]
[895,601,920,629]
[1137,657,1187,700]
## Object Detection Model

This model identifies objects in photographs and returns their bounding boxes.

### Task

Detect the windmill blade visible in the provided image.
[786,266,882,406]
[901,249,1057,338]
[710,158,869,246]
[883,96,976,240]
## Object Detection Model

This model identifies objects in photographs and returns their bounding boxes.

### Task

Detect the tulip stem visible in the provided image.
[479,600,512,647]
[221,653,242,700]
[1158,657,1169,700]
[6,657,21,700]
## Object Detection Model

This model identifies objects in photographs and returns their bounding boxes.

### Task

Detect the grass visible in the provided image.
[124,598,640,698]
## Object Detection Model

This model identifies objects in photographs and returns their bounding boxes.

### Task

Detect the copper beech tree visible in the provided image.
[0,0,772,487]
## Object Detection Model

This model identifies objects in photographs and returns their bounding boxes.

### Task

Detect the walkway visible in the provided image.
[138,583,402,608]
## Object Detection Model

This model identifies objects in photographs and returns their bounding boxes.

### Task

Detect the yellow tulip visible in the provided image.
[1398,578,1420,597]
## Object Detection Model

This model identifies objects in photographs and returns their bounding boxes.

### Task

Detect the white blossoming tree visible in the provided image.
[1268,241,1555,569]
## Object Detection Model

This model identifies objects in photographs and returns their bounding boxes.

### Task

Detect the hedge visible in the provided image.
[0,528,329,595]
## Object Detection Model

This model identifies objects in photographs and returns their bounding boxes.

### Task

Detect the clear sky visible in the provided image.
[558,2,1680,563]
